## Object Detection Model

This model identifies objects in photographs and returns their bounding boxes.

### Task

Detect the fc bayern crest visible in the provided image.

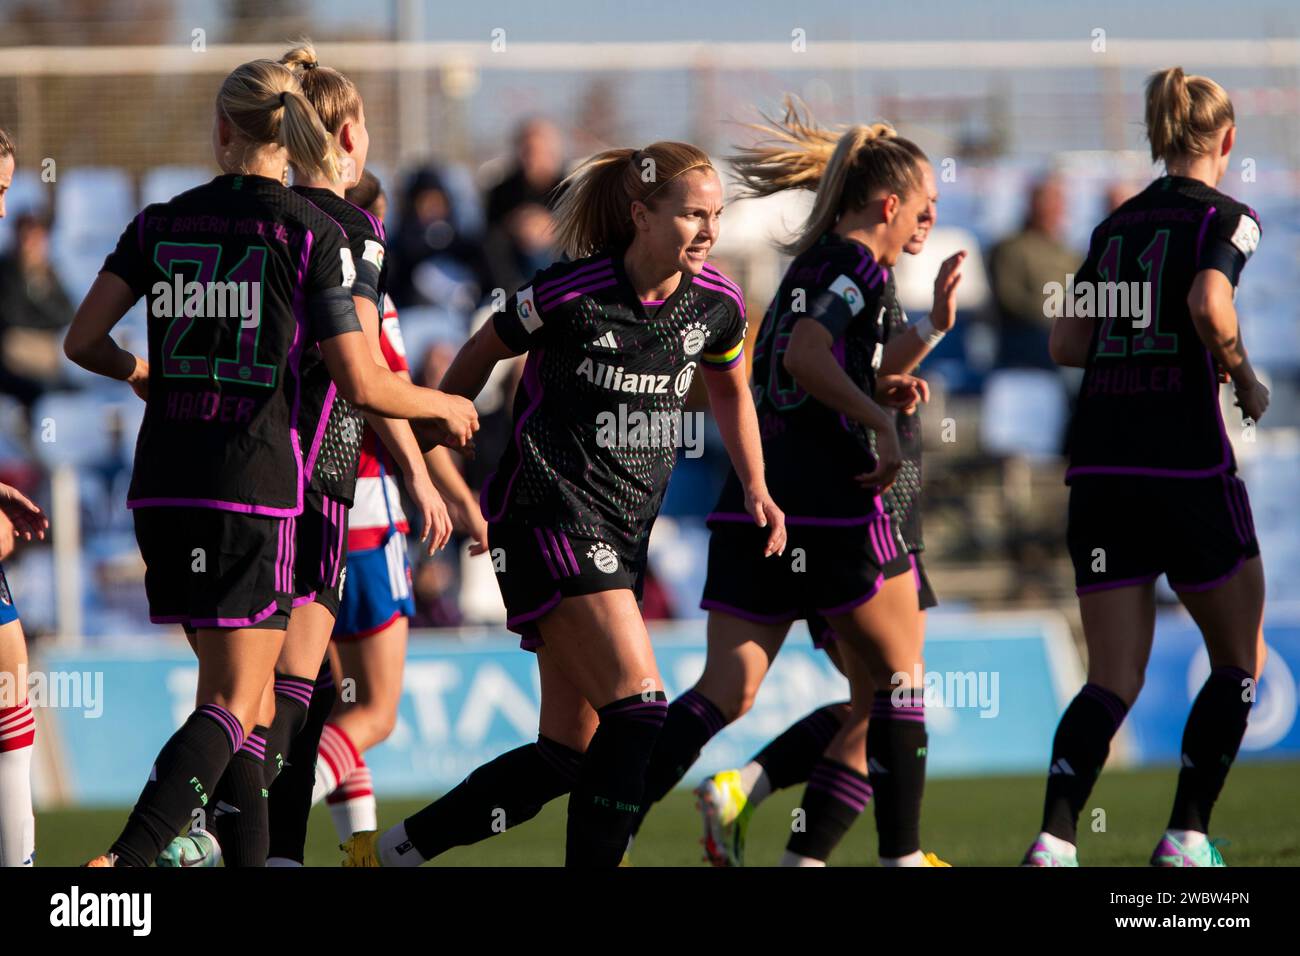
[587,541,619,574]
[682,322,708,356]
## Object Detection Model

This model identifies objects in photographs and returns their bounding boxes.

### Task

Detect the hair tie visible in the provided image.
[279,91,288,107]
[642,159,713,200]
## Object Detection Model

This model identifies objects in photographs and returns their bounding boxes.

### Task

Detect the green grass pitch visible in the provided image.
[34,760,1299,867]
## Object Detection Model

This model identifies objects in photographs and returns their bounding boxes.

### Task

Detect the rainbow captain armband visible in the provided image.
[702,339,745,370]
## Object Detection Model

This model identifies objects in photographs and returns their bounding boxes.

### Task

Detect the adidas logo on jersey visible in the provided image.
[1049,758,1075,776]
[590,331,620,350]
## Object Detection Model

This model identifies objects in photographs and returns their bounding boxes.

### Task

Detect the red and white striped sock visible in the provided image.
[326,760,377,840]
[0,701,36,867]
[312,722,360,805]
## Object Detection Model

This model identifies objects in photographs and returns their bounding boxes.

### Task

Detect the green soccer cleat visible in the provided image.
[156,828,222,868]
[1020,833,1079,867]
[1150,832,1227,867]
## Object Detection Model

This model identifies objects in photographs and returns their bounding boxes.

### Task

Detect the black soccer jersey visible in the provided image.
[1066,176,1262,479]
[104,173,361,516]
[483,253,747,556]
[293,186,389,506]
[712,232,891,524]
[869,275,924,553]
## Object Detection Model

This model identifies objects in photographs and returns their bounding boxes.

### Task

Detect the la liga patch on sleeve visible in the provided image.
[1230,214,1260,258]
[517,285,542,333]
[828,274,865,315]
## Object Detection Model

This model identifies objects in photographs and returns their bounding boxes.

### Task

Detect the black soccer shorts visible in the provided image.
[701,517,914,625]
[806,552,937,651]
[1067,473,1259,595]
[133,506,293,631]
[488,521,647,651]
[294,491,350,617]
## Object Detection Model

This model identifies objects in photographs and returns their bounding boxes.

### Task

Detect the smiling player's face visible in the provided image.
[638,168,723,276]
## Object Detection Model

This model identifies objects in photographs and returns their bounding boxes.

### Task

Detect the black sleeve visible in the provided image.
[349,232,385,308]
[309,286,363,342]
[803,269,888,342]
[491,270,563,355]
[306,222,363,343]
[100,212,151,299]
[1198,207,1261,288]
[701,293,747,371]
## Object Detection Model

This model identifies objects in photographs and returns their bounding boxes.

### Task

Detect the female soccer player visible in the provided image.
[279,171,489,859]
[634,101,946,868]
[344,140,785,868]
[671,154,965,867]
[0,128,52,869]
[160,45,464,868]
[1023,67,1266,867]
[0,476,46,869]
[246,44,459,869]
[64,57,476,867]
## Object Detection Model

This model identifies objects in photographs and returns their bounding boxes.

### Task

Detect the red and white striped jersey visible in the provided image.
[349,294,411,550]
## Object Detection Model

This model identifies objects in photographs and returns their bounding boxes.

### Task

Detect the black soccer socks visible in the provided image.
[400,735,584,862]
[567,693,669,866]
[1168,666,1253,833]
[868,689,928,859]
[110,704,243,867]
[1041,682,1129,843]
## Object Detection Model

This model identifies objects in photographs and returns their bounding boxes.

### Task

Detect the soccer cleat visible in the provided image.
[694,769,754,867]
[1150,832,1226,867]
[84,853,117,867]
[920,851,952,867]
[1021,837,1079,867]
[156,828,222,868]
[341,830,381,867]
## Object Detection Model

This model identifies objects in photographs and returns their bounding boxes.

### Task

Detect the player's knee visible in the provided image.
[368,706,399,745]
[541,725,592,754]
[714,684,757,723]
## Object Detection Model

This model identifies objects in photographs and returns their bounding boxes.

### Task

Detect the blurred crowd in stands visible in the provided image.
[2,118,1296,641]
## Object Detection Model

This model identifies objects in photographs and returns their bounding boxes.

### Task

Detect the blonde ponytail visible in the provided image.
[279,40,363,135]
[1144,67,1234,165]
[216,59,341,183]
[731,97,927,256]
